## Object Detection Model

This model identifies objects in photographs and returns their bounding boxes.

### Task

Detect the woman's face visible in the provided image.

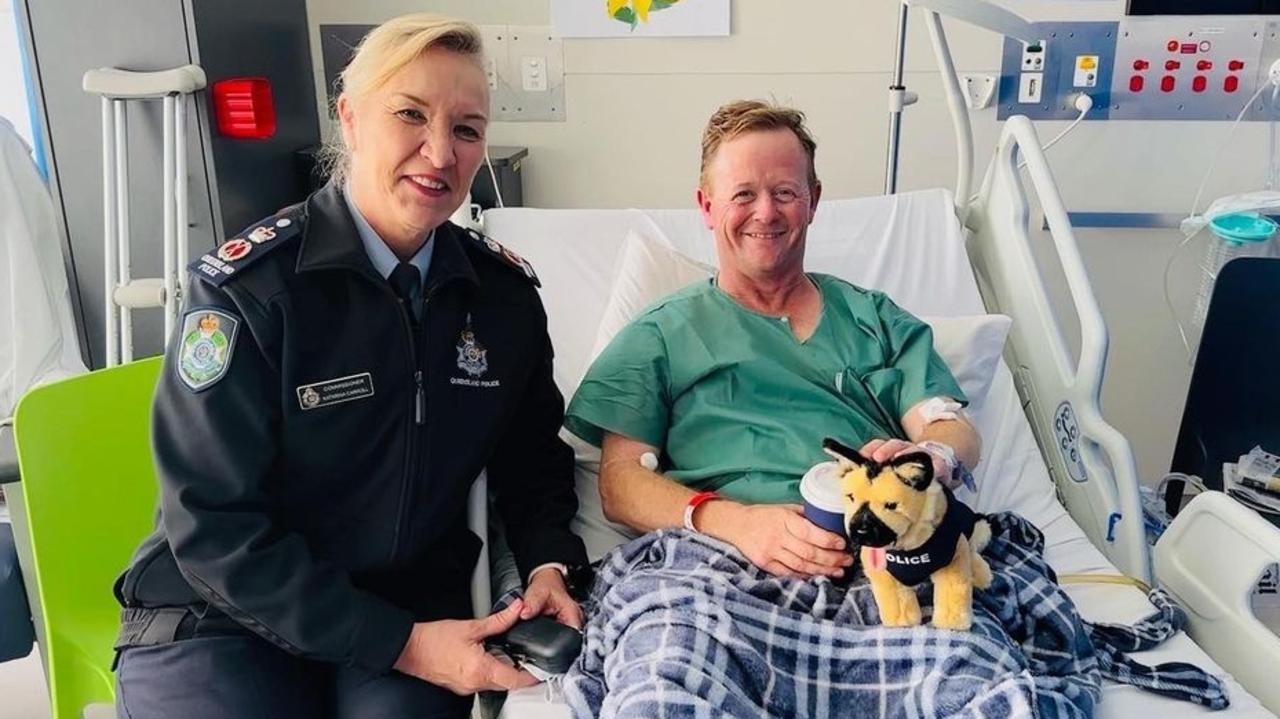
[339,47,489,242]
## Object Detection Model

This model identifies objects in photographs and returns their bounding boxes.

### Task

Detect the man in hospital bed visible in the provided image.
[564,99,982,579]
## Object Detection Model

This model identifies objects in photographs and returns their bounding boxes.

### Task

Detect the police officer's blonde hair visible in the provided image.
[699,100,819,192]
[321,14,485,185]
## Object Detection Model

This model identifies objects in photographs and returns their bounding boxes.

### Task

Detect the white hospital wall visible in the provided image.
[305,0,1262,486]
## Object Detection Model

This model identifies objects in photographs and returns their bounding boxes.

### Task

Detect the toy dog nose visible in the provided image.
[848,508,877,537]
[847,506,894,547]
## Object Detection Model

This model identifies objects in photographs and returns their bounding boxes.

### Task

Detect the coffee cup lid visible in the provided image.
[800,461,845,512]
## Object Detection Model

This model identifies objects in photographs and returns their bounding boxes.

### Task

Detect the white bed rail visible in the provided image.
[967,116,1149,582]
[1154,491,1280,714]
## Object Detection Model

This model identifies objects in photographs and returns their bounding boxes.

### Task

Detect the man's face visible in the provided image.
[339,47,489,240]
[697,129,821,284]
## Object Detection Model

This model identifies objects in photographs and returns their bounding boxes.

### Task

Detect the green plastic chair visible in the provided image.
[12,357,163,719]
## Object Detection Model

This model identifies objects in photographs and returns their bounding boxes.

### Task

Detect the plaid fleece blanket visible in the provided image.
[555,512,1227,718]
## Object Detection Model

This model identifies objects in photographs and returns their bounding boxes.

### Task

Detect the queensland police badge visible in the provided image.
[456,327,488,378]
[177,309,239,391]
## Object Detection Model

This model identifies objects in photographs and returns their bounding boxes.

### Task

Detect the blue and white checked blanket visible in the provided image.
[551,512,1227,718]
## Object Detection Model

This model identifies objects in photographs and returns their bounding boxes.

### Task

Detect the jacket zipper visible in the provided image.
[390,286,439,563]
[388,285,421,563]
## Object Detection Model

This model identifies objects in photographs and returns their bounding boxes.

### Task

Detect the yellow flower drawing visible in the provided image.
[608,0,682,29]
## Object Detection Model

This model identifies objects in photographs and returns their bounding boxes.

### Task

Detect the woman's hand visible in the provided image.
[704,502,852,578]
[393,599,540,695]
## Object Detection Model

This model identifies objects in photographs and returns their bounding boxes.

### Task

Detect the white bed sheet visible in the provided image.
[483,190,1272,717]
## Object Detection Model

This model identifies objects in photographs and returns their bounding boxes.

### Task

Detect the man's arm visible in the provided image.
[599,432,698,532]
[902,404,981,470]
[862,401,982,482]
[599,432,850,578]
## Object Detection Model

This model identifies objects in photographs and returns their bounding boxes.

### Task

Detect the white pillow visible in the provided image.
[587,228,714,363]
[920,314,1013,408]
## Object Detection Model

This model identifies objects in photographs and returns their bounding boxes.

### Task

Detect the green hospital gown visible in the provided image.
[564,273,966,505]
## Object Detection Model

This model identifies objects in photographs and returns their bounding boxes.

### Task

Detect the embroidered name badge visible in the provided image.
[177,309,239,391]
[296,373,375,410]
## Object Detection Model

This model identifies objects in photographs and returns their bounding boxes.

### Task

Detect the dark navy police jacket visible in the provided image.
[114,182,586,672]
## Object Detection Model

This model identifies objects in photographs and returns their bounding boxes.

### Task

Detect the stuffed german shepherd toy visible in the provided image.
[823,438,993,631]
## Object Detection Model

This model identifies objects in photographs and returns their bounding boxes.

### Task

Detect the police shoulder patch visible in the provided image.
[189,208,303,287]
[177,308,240,391]
[464,227,540,287]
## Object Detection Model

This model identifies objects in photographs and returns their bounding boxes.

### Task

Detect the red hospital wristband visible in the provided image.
[683,491,721,532]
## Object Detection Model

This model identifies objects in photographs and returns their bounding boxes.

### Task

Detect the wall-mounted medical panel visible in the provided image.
[999,22,1119,121]
[1000,17,1280,122]
[1110,16,1267,120]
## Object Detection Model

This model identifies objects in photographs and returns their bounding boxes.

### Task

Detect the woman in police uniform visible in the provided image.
[113,14,586,719]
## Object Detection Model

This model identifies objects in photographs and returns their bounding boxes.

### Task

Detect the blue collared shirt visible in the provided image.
[343,186,434,317]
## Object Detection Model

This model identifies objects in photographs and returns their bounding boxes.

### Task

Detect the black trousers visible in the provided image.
[115,629,472,719]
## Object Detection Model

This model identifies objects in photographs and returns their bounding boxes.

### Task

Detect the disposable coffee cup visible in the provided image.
[800,461,847,537]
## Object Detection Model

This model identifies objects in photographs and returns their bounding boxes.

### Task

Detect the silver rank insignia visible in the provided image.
[177,309,239,391]
[247,226,277,244]
[455,326,488,378]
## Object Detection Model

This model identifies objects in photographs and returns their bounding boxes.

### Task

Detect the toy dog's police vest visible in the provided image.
[885,486,980,586]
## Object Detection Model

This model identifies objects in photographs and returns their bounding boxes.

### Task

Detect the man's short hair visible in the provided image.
[699,100,819,191]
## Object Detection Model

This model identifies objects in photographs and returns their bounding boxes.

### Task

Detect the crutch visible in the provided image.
[82,65,206,366]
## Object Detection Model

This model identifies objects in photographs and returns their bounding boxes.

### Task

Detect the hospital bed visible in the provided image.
[462,114,1280,718]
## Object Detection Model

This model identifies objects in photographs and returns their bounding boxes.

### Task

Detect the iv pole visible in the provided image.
[882,0,1037,201]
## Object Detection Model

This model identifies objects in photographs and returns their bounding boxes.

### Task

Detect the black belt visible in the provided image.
[115,607,189,650]
[115,605,247,652]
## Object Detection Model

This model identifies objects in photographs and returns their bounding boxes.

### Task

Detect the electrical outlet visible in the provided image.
[521,56,547,92]
[1021,39,1047,72]
[1019,72,1043,103]
[961,73,998,109]
[1072,55,1099,88]
[479,25,564,121]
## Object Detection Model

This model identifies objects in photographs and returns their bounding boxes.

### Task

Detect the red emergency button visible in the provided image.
[1166,60,1181,71]
[1192,75,1207,92]
[1130,75,1145,92]
[1225,75,1240,93]
[1133,59,1150,71]
[1197,60,1213,71]
[1167,39,1179,52]
[1229,60,1246,71]
[1161,75,1176,92]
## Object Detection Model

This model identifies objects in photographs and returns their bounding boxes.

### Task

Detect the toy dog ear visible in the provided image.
[890,451,934,490]
[822,438,868,470]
